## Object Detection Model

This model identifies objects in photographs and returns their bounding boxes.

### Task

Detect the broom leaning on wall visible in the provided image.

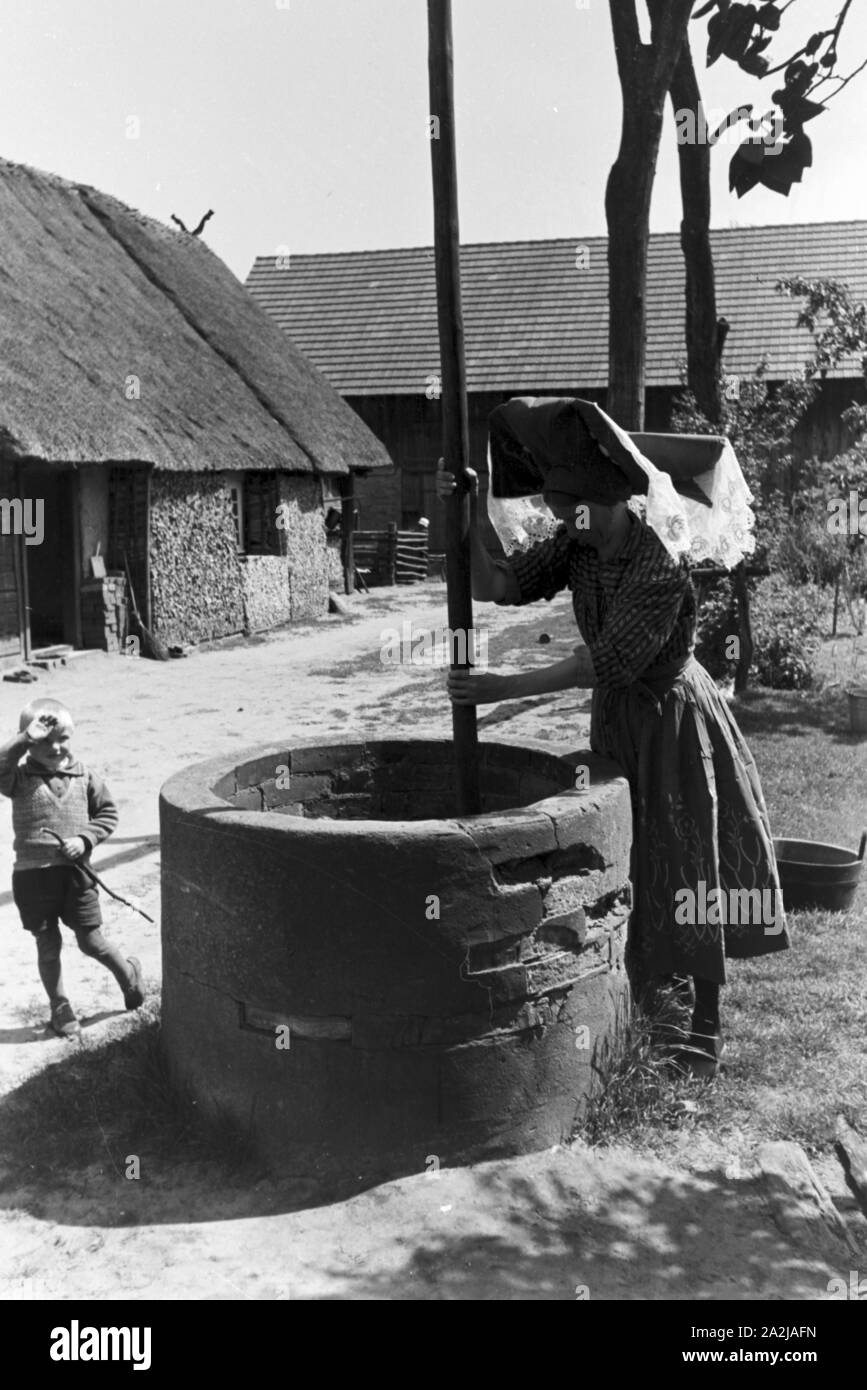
[123,551,170,661]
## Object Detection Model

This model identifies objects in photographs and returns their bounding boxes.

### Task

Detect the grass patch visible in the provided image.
[581,984,708,1150]
[726,671,866,1156]
[696,903,867,1155]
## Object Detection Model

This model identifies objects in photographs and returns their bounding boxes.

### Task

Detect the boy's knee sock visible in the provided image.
[75,928,133,990]
[34,924,67,1005]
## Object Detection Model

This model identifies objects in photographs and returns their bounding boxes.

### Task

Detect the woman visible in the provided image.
[438,396,788,1079]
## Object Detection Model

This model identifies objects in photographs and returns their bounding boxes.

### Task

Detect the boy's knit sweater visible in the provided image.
[0,749,118,870]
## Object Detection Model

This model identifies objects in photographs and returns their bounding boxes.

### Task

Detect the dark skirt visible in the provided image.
[590,656,790,986]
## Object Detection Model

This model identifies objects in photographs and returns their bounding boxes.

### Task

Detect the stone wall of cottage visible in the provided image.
[150,471,341,645]
[240,557,290,633]
[276,474,334,621]
[150,472,245,645]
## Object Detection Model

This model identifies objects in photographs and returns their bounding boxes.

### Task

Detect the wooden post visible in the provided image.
[144,465,154,632]
[68,468,83,650]
[386,522,397,586]
[733,560,754,693]
[339,477,355,595]
[428,0,480,814]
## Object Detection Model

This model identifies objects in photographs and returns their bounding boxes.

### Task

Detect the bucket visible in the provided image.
[848,686,867,735]
[773,831,866,912]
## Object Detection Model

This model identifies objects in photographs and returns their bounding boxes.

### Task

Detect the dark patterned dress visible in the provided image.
[496,511,789,985]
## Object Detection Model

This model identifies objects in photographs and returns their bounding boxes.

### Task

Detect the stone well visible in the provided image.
[159,738,632,1195]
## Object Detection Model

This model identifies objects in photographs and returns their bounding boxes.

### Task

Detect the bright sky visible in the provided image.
[0,0,864,281]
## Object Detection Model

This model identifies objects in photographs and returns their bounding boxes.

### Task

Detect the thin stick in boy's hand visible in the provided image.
[41,829,155,924]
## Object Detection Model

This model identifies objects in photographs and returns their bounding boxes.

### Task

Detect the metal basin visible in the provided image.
[773,832,866,912]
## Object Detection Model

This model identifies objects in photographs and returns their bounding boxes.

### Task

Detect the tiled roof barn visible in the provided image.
[246,222,867,552]
[246,222,867,394]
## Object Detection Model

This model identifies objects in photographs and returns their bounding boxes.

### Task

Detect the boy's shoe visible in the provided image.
[49,1001,81,1040]
[123,957,144,1010]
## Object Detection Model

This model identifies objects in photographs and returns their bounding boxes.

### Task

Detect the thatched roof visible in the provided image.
[0,160,392,475]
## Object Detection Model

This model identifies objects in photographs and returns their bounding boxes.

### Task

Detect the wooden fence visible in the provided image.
[353,524,430,586]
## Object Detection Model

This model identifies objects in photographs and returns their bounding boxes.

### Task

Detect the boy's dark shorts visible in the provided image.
[12,865,102,933]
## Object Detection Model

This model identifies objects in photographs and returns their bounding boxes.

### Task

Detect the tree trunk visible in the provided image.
[669,34,723,426]
[605,134,655,431]
[832,573,840,636]
[605,0,694,431]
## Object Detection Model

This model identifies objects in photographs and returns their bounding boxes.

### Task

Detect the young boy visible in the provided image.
[0,698,143,1039]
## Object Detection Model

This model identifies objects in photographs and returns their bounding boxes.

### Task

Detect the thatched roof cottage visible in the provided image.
[0,159,392,662]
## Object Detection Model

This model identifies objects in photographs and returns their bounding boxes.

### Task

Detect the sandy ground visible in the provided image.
[0,582,863,1301]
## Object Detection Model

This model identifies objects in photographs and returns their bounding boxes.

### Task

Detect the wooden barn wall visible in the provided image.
[641,380,866,463]
[792,377,867,463]
[149,471,245,645]
[345,395,433,537]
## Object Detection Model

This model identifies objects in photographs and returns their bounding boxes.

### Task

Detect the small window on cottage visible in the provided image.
[243,473,282,556]
[229,486,243,550]
[222,473,245,553]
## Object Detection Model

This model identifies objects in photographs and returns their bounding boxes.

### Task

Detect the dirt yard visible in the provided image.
[0,581,863,1301]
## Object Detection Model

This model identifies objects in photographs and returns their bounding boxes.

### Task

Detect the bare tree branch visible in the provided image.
[191,209,215,237]
[608,0,642,68]
[171,210,215,237]
[648,0,697,91]
[815,54,867,99]
[762,0,854,77]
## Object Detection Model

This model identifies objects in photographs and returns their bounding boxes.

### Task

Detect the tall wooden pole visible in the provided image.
[427,0,481,814]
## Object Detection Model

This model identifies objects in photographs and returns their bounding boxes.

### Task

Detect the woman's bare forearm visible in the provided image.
[500,649,596,700]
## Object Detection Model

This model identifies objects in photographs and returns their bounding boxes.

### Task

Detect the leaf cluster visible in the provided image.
[693,1,864,197]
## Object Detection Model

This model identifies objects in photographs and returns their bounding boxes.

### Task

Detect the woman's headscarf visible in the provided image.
[485,396,756,568]
[489,397,647,503]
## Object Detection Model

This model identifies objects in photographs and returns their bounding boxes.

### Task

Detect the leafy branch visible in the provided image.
[692,1,864,196]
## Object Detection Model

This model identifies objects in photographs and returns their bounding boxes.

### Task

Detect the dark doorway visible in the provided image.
[23,466,79,648]
[0,458,23,658]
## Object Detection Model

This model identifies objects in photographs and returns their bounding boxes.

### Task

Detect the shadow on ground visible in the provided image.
[312,1157,840,1301]
[0,1008,852,1298]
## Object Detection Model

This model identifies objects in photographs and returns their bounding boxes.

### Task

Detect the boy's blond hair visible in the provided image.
[18,698,74,733]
